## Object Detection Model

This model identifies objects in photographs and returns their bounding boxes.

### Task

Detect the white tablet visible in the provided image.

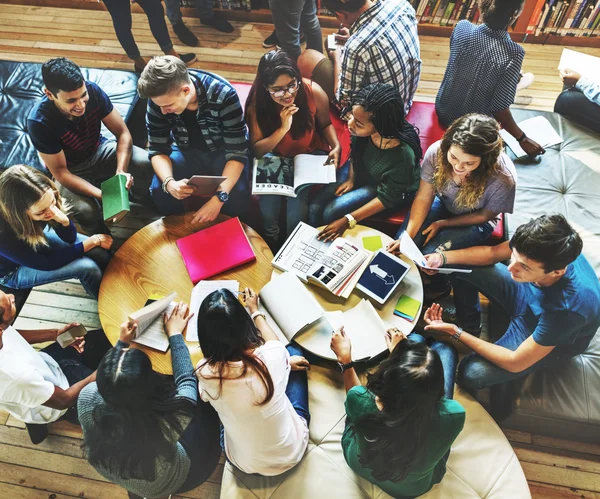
[356,250,411,305]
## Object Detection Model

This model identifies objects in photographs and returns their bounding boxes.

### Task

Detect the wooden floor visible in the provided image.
[1,3,600,498]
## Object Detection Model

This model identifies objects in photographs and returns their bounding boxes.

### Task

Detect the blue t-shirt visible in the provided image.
[27,81,113,168]
[527,254,600,356]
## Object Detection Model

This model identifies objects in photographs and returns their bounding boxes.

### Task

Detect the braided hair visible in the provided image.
[350,83,423,170]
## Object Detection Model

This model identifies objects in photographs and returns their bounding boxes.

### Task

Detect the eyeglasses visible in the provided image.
[266,80,301,98]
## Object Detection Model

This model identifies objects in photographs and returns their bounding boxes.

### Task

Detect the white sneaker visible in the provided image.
[516,72,535,92]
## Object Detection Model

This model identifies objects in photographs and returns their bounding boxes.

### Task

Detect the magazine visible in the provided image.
[252,154,336,197]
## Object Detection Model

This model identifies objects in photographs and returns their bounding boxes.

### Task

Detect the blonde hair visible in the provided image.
[0,165,68,250]
[433,114,505,210]
[137,56,191,99]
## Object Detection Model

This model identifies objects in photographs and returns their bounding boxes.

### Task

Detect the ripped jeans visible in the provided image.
[395,197,495,255]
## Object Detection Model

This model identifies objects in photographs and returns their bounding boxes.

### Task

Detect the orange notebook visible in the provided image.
[176,217,256,283]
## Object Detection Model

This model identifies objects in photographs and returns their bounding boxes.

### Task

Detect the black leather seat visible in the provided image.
[0,60,143,172]
[494,108,600,443]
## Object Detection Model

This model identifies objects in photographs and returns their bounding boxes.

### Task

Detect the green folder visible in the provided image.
[394,294,421,321]
[101,175,130,224]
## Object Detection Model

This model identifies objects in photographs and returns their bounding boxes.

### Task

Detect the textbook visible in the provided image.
[187,175,227,197]
[259,272,387,361]
[128,291,178,352]
[101,174,130,224]
[252,155,336,198]
[500,116,563,159]
[399,233,471,274]
[176,217,256,283]
[272,222,371,299]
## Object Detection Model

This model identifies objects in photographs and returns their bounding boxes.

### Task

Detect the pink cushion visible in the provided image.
[406,101,447,152]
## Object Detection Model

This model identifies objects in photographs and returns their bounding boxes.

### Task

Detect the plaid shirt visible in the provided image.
[337,0,421,115]
[146,69,248,165]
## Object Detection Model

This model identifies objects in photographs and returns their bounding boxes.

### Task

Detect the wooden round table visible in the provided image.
[98,214,273,374]
[276,225,424,362]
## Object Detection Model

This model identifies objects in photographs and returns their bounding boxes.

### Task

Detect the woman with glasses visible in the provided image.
[246,50,341,250]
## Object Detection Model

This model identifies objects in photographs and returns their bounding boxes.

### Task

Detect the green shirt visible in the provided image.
[342,386,465,497]
[355,138,419,209]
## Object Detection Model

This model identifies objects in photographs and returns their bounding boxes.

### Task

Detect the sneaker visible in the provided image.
[516,72,535,92]
[262,30,306,49]
[202,13,234,33]
[173,21,199,47]
[263,30,279,48]
[178,53,197,66]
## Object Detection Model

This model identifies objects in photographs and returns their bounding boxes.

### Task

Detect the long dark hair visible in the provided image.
[246,50,314,141]
[351,83,423,171]
[353,339,445,482]
[82,347,194,481]
[196,290,274,405]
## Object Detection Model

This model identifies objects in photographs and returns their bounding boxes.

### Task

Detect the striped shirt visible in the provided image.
[27,81,113,168]
[146,70,248,165]
[435,21,525,126]
[337,0,421,115]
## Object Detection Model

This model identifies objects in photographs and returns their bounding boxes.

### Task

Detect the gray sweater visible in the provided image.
[78,334,198,499]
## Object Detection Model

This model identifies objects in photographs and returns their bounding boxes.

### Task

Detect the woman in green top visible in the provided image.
[309,83,422,242]
[330,327,465,498]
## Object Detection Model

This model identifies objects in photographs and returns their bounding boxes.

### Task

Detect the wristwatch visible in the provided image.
[216,191,229,203]
[344,213,357,229]
[337,360,354,373]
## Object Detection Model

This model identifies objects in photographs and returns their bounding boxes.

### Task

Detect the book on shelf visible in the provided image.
[272,222,371,299]
[180,0,251,10]
[128,291,178,352]
[252,155,336,198]
[259,272,388,361]
[529,0,600,36]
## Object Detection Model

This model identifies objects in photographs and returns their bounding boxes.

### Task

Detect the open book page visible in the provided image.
[399,233,471,274]
[272,222,329,281]
[325,300,388,361]
[308,238,369,292]
[187,280,239,341]
[292,154,336,191]
[259,272,324,342]
[129,291,178,332]
[500,117,563,159]
[336,252,373,299]
[252,156,296,197]
[558,48,600,81]
[134,302,176,352]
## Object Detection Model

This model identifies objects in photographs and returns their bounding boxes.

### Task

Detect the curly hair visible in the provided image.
[433,114,505,211]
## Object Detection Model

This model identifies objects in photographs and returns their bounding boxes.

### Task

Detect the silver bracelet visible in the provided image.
[162,176,175,194]
[452,327,463,343]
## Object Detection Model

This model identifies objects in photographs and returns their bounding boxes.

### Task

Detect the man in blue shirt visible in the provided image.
[27,58,153,235]
[420,215,600,413]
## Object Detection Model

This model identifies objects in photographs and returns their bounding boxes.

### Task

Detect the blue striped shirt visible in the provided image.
[146,70,248,165]
[338,0,421,115]
[435,21,524,126]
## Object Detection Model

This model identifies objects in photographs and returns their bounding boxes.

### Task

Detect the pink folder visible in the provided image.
[176,217,256,283]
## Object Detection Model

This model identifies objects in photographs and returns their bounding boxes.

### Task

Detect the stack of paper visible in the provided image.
[128,291,178,352]
[187,280,239,341]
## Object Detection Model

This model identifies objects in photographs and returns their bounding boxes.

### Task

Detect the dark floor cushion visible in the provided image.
[0,60,141,172]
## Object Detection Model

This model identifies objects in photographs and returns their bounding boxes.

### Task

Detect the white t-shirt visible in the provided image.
[197,341,309,476]
[0,326,69,423]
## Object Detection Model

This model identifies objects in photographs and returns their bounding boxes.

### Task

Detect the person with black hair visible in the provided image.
[422,214,600,418]
[196,288,311,476]
[309,83,422,242]
[246,50,341,246]
[27,58,154,235]
[435,0,545,158]
[78,304,221,499]
[330,326,465,497]
[297,0,420,114]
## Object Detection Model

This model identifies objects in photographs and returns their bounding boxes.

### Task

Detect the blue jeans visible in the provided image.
[308,163,413,226]
[260,188,310,240]
[150,146,250,221]
[409,333,458,400]
[269,0,323,60]
[0,230,111,299]
[102,0,173,59]
[395,197,495,255]
[42,329,112,424]
[450,264,566,391]
[165,0,214,22]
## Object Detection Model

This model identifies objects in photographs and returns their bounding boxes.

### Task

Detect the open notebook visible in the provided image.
[128,292,178,352]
